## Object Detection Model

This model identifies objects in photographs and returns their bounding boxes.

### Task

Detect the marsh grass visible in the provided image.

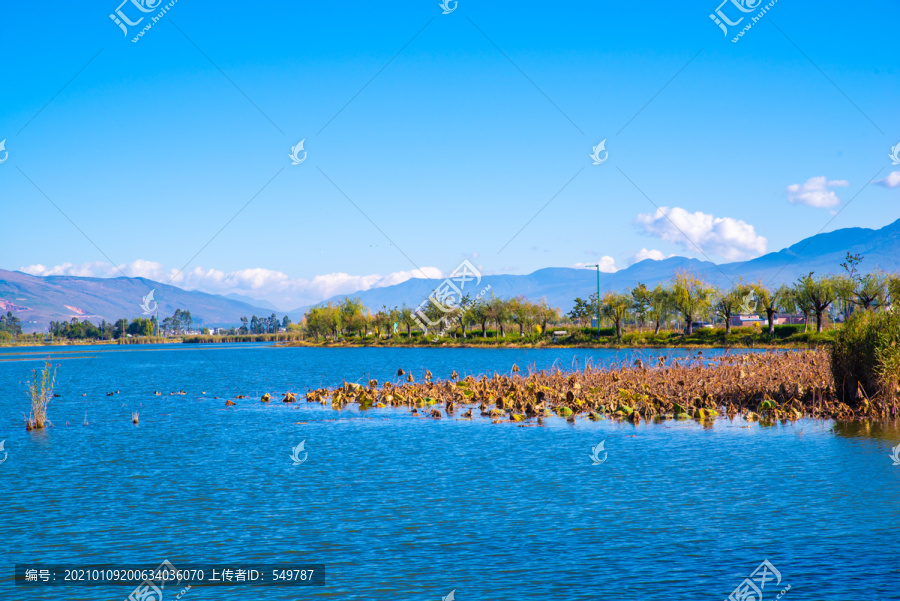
[28,360,57,429]
[308,350,897,421]
[117,336,168,345]
[832,310,900,405]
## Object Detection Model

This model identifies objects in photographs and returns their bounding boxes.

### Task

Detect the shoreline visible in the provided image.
[274,340,827,351]
[2,325,835,350]
[0,338,830,351]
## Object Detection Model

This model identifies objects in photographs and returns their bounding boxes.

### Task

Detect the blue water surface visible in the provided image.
[0,343,897,600]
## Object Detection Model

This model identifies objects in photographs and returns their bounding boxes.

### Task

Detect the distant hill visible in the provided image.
[287,257,713,317]
[4,218,900,333]
[223,292,280,312]
[0,271,274,333]
[289,217,900,314]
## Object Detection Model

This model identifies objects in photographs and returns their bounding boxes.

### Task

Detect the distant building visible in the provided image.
[730,313,806,326]
[730,314,764,327]
[773,313,806,325]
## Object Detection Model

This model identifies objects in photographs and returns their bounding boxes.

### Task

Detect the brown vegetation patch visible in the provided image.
[303,351,898,421]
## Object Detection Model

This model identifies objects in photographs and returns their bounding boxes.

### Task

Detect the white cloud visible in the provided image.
[19,261,443,310]
[574,256,617,272]
[630,248,668,263]
[786,176,849,208]
[634,206,767,261]
[20,261,115,278]
[875,171,900,188]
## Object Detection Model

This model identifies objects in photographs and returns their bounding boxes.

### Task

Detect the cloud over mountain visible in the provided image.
[573,256,617,272]
[20,261,443,310]
[634,207,767,261]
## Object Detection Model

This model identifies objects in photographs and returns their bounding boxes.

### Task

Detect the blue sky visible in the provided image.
[1,0,898,310]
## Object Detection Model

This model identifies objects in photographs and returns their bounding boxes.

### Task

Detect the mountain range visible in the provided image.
[284,217,900,314]
[3,218,900,333]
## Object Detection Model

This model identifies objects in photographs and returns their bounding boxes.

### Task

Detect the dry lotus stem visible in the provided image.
[302,352,898,421]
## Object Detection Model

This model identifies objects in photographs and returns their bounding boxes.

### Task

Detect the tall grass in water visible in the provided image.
[831,309,900,405]
[117,336,169,345]
[28,360,57,429]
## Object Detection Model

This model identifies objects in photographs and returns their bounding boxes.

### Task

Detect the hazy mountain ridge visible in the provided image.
[3,218,899,333]
[289,219,900,313]
[0,270,275,333]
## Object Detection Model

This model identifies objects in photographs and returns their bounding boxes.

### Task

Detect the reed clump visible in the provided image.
[117,336,169,345]
[27,360,57,429]
[830,309,900,411]
[305,350,898,422]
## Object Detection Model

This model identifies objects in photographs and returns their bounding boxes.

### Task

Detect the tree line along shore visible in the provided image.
[3,255,898,349]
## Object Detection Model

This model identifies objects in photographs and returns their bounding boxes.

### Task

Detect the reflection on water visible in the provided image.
[832,419,900,440]
[0,344,897,600]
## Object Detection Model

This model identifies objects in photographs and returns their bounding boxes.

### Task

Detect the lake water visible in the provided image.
[0,344,897,600]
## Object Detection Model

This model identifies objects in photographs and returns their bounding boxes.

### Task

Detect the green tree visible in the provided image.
[508,297,533,337]
[568,297,592,327]
[399,305,417,338]
[483,295,509,338]
[713,282,751,335]
[453,295,474,339]
[647,284,672,334]
[601,292,631,340]
[372,306,393,339]
[833,274,856,321]
[339,297,366,337]
[794,272,836,333]
[0,311,23,336]
[631,283,651,332]
[752,282,786,335]
[854,272,887,310]
[671,272,715,335]
[114,318,129,339]
[128,318,154,337]
[470,298,490,338]
[535,299,559,334]
[887,275,900,308]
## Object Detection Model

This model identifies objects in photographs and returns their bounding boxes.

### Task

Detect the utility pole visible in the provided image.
[586,264,601,336]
